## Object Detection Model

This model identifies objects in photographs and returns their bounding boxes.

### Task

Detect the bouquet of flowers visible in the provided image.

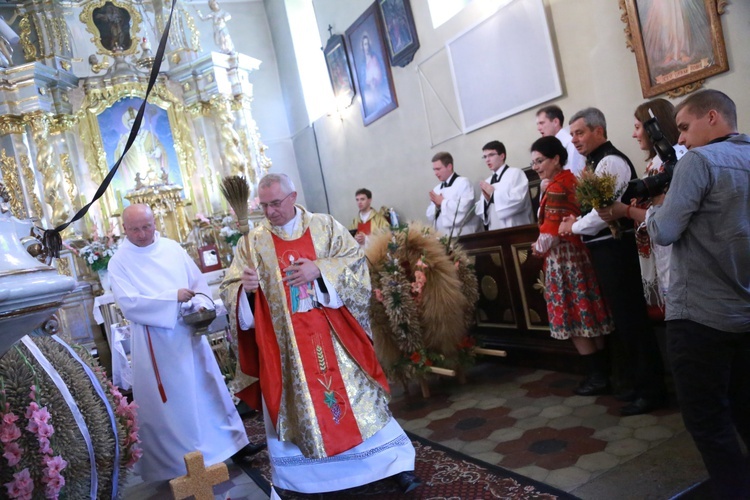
[575,170,622,237]
[67,229,118,272]
[218,216,242,247]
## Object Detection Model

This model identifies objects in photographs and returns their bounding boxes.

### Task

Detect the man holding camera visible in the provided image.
[647,89,750,499]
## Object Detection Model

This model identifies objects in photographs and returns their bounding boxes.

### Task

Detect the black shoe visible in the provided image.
[614,389,637,402]
[574,378,611,396]
[231,442,267,463]
[394,471,422,493]
[620,397,665,416]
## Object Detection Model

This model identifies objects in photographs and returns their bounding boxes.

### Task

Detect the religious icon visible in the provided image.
[93,1,132,52]
[323,34,356,107]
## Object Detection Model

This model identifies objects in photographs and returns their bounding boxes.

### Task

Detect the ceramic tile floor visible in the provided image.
[123,360,705,499]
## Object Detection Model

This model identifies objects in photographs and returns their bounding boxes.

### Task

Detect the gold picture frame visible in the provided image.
[619,0,729,98]
[80,0,143,56]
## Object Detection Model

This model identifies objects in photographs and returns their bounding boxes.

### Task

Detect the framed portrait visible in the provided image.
[198,244,222,273]
[620,0,729,98]
[97,96,184,199]
[346,3,399,126]
[378,0,420,67]
[323,34,356,107]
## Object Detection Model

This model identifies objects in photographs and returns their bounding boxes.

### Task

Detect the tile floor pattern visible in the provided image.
[123,361,689,499]
[390,364,684,493]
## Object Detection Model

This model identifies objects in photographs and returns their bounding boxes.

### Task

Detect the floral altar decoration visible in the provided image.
[0,335,140,499]
[68,229,119,273]
[366,222,479,384]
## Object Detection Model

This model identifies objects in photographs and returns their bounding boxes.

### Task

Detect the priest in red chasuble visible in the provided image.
[220,174,419,496]
[349,188,390,246]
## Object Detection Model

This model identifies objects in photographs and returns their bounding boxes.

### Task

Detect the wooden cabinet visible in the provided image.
[458,224,581,371]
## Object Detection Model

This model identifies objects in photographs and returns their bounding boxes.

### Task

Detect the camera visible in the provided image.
[627,112,678,200]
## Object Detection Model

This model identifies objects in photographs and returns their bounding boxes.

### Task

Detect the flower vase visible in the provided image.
[98,268,111,293]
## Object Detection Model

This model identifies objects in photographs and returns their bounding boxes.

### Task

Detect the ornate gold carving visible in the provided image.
[182,82,191,92]
[533,270,545,295]
[480,275,498,301]
[80,0,143,57]
[26,112,72,226]
[60,60,71,71]
[0,149,25,218]
[50,114,78,135]
[20,155,43,218]
[666,81,705,98]
[717,0,729,14]
[210,95,247,175]
[618,0,635,53]
[31,12,49,59]
[490,252,503,267]
[56,257,72,277]
[0,115,26,135]
[528,309,542,323]
[184,10,202,53]
[19,15,38,61]
[60,153,79,208]
[518,249,528,265]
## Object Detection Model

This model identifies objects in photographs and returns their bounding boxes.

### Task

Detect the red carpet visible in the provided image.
[238,413,577,499]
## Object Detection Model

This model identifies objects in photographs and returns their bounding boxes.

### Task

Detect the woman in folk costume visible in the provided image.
[530,137,614,392]
[598,99,686,320]
[219,174,419,496]
[108,204,261,482]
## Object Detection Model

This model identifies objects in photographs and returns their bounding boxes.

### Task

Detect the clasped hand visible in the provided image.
[480,181,495,200]
[282,258,321,287]
[429,191,444,206]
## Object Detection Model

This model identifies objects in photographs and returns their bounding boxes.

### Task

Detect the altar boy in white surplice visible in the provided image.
[108,204,264,482]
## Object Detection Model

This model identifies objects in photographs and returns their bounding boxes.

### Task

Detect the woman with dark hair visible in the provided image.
[531,136,613,394]
[598,98,686,319]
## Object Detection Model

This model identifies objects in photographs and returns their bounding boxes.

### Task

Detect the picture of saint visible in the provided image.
[358,32,392,117]
[325,41,355,103]
[114,107,168,191]
[637,0,713,85]
[380,0,412,56]
[93,1,132,52]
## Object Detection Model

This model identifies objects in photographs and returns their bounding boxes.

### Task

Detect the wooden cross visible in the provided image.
[327,24,333,38]
[169,451,229,500]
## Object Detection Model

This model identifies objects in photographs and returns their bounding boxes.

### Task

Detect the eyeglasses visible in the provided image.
[259,192,294,211]
[528,157,548,168]
[481,152,498,160]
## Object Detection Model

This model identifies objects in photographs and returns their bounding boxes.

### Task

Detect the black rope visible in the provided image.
[41,0,178,260]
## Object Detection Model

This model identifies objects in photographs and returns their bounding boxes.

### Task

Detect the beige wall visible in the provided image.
[304,0,750,224]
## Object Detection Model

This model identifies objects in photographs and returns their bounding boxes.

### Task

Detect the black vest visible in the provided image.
[583,141,637,242]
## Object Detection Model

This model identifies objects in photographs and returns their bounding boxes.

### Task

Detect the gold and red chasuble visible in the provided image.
[252,228,386,457]
[357,219,372,235]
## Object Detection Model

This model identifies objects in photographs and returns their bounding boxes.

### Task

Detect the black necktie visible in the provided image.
[491,173,499,184]
[441,181,447,188]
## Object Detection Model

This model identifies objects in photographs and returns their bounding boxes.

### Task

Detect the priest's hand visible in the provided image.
[177,288,196,303]
[282,257,321,286]
[354,232,366,245]
[480,180,494,199]
[241,266,260,293]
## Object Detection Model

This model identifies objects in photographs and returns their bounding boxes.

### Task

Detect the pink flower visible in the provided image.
[42,455,67,474]
[0,422,21,444]
[37,437,51,455]
[28,386,36,402]
[2,412,19,426]
[2,442,23,466]
[4,468,34,500]
[126,445,143,468]
[373,289,384,302]
[24,402,39,420]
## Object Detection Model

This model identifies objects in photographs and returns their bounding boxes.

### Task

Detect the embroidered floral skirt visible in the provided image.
[543,240,614,340]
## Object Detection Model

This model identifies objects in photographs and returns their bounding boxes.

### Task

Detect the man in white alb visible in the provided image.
[536,105,586,176]
[426,151,480,235]
[473,140,533,231]
[108,204,263,482]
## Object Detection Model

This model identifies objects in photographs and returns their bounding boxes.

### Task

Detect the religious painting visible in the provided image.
[346,3,398,126]
[378,0,420,67]
[80,0,142,56]
[323,34,356,108]
[620,0,729,98]
[97,97,184,203]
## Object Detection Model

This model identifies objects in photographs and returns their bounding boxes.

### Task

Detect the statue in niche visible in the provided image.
[196,0,235,54]
[93,2,132,52]
[0,15,20,68]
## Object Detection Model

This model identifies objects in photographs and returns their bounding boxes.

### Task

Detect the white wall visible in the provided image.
[299,0,750,225]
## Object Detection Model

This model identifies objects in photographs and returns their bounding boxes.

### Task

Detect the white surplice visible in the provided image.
[426,173,481,235]
[474,165,534,231]
[108,232,248,482]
